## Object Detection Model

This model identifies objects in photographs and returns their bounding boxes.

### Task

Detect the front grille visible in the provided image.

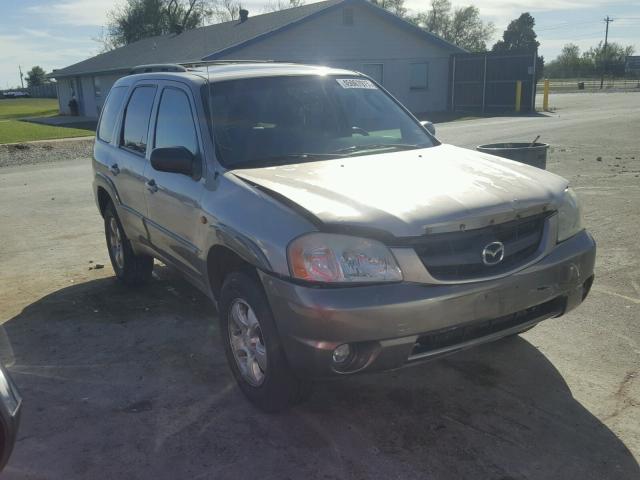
[412,213,548,281]
[409,297,564,360]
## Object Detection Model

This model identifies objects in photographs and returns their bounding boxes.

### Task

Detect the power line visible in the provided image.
[537,20,601,32]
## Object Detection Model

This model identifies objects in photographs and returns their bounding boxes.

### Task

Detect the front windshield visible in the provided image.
[209,75,436,168]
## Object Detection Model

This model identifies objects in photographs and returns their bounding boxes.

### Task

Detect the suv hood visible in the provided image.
[232,144,568,237]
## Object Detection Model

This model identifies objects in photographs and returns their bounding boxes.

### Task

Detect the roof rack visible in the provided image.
[181,59,279,68]
[129,64,188,74]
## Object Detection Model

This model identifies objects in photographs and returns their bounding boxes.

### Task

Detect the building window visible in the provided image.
[93,76,102,98]
[409,62,429,90]
[343,7,354,25]
[361,64,383,85]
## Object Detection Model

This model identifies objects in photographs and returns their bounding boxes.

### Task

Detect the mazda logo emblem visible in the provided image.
[482,241,505,266]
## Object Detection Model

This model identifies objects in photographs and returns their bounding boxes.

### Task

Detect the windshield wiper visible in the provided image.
[332,143,423,155]
[235,152,343,169]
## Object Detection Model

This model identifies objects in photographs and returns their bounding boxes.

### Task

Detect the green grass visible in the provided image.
[0,98,94,144]
[0,98,59,120]
[0,120,94,144]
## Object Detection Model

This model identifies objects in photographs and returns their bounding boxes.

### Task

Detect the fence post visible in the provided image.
[451,55,456,111]
[481,54,487,113]
[543,79,550,111]
[515,80,522,113]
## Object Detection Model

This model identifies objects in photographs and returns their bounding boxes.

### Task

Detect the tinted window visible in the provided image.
[155,88,198,155]
[210,75,434,168]
[121,86,156,154]
[97,86,127,143]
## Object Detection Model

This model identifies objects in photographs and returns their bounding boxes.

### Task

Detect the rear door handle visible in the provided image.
[146,179,158,194]
[109,164,120,176]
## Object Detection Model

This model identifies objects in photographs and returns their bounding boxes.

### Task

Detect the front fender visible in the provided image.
[201,172,318,277]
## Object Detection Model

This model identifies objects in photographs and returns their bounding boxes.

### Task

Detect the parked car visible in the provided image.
[0,364,21,472]
[92,63,596,412]
[1,91,30,99]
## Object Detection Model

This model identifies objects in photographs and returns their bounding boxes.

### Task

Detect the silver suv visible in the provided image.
[93,62,596,412]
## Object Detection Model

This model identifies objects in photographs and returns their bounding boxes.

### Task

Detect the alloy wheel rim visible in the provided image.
[109,217,125,270]
[228,298,267,387]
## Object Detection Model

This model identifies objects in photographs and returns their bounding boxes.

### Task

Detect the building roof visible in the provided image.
[51,0,464,78]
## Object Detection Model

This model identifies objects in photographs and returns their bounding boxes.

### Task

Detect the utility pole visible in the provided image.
[600,16,613,89]
[18,65,24,89]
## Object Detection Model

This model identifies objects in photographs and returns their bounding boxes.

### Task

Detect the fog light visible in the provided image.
[332,344,351,364]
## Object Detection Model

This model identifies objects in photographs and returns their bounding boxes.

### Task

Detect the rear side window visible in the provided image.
[121,85,157,155]
[154,88,198,155]
[97,86,127,143]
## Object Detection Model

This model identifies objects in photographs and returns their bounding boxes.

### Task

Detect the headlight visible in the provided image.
[557,187,583,242]
[288,233,402,283]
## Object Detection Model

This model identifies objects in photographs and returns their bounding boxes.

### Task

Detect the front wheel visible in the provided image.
[219,271,309,412]
[104,202,154,285]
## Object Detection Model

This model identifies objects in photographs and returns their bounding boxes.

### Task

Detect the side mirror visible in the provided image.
[420,120,436,136]
[150,147,194,177]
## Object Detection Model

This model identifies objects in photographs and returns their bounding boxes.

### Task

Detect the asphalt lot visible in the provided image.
[0,92,638,479]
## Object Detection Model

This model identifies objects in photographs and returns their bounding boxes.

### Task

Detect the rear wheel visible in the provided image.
[104,202,153,285]
[219,271,309,412]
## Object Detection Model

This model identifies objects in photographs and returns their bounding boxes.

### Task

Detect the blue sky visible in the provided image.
[0,0,638,88]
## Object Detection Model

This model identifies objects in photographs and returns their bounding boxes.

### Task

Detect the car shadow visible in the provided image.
[1,267,638,479]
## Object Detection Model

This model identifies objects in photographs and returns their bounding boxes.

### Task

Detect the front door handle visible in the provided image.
[109,163,120,176]
[146,179,158,194]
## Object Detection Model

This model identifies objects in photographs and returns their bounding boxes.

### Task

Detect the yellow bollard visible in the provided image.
[515,80,522,113]
[543,79,550,111]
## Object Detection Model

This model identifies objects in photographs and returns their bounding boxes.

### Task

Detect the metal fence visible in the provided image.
[450,51,538,113]
[28,83,58,98]
[536,78,640,92]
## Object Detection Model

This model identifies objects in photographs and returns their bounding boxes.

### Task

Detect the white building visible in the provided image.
[51,0,464,119]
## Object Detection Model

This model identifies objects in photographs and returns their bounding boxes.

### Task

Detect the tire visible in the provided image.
[104,202,154,285]
[219,271,309,413]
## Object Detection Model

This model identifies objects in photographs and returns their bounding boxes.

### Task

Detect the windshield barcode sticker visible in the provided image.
[336,78,377,89]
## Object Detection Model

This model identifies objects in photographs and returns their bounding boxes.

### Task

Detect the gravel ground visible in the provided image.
[0,138,93,169]
[0,92,638,480]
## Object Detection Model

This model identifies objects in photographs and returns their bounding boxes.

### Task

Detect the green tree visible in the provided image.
[107,0,209,48]
[492,12,544,79]
[492,12,539,51]
[414,0,451,39]
[25,66,48,87]
[410,0,494,52]
[544,43,590,78]
[448,6,494,52]
[545,42,636,78]
[584,41,635,77]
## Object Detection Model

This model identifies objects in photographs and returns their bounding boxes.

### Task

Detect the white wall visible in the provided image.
[80,76,97,117]
[56,78,73,115]
[219,4,455,112]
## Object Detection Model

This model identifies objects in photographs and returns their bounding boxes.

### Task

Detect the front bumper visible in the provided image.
[259,230,596,377]
[0,364,22,472]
